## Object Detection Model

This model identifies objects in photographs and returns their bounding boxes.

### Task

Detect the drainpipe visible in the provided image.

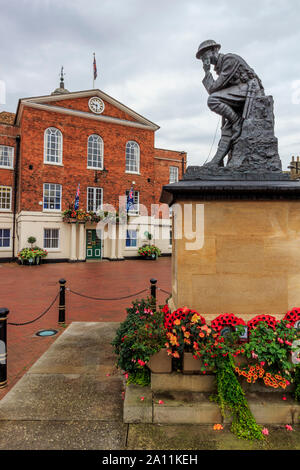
[12,135,20,261]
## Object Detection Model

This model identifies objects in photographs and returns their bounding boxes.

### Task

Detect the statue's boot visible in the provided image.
[205,132,232,167]
[208,98,243,142]
[231,116,243,142]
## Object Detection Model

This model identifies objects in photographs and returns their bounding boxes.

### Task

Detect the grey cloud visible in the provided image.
[0,0,299,169]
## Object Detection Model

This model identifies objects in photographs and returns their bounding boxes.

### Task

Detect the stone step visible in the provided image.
[151,372,295,394]
[151,372,216,393]
[124,385,300,425]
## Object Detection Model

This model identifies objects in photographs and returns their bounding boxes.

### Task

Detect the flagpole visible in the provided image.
[93,52,95,89]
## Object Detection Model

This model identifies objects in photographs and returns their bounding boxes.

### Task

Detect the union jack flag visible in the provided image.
[126,187,134,212]
[74,184,80,210]
[93,53,97,81]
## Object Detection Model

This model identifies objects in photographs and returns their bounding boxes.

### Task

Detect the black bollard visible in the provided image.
[0,308,9,389]
[58,279,66,325]
[150,278,157,311]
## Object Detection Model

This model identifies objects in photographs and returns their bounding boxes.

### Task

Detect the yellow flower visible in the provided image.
[174,319,181,326]
[191,313,200,324]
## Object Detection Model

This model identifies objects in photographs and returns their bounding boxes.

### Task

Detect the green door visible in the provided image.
[86,229,102,259]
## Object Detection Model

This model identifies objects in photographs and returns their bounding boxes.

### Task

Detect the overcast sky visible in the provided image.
[1,0,300,169]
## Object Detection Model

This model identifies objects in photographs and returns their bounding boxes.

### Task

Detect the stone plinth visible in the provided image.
[160,180,300,322]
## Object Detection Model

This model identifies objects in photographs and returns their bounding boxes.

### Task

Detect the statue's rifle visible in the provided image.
[242,79,258,121]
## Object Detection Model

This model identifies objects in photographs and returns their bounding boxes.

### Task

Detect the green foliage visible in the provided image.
[214,356,263,441]
[243,320,298,380]
[111,298,166,379]
[127,368,151,387]
[138,244,161,258]
[294,365,300,402]
[27,236,36,246]
[18,247,48,260]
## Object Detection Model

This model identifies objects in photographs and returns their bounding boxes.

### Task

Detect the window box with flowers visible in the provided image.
[62,209,123,225]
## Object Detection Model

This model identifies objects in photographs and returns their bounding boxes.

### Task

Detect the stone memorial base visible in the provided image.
[161,179,300,322]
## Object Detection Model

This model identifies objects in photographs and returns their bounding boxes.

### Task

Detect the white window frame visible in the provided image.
[43,228,60,250]
[126,229,138,249]
[0,145,14,169]
[125,141,140,174]
[87,187,103,212]
[43,183,62,212]
[0,186,12,211]
[44,127,63,165]
[126,190,139,215]
[169,166,179,183]
[0,228,11,249]
[87,134,103,170]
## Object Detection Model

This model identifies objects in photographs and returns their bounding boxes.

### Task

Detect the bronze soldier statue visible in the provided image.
[196,40,265,167]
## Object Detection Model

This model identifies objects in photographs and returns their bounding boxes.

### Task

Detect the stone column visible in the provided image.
[117,223,125,260]
[78,223,85,261]
[110,232,117,259]
[70,222,77,261]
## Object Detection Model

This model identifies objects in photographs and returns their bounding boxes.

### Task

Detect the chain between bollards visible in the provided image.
[58,279,66,325]
[0,308,9,389]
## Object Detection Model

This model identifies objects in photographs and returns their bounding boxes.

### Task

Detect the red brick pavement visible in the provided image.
[0,257,171,399]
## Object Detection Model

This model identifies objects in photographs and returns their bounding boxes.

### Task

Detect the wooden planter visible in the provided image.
[147,348,172,374]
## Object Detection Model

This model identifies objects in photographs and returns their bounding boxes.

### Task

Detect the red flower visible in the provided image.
[211,314,246,335]
[247,315,277,331]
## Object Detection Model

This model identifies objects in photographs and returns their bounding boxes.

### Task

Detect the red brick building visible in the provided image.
[0,80,186,261]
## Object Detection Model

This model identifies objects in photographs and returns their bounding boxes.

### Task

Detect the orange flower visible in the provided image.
[174,319,181,326]
[213,424,223,431]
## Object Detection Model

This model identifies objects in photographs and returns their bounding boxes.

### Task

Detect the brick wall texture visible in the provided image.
[0,92,186,215]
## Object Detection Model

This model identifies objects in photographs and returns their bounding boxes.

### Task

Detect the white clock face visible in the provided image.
[88,97,105,114]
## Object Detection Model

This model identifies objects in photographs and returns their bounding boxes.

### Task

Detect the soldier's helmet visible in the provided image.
[196,40,221,59]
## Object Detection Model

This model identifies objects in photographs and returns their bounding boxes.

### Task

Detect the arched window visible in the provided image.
[125,141,140,173]
[87,134,103,169]
[44,127,63,164]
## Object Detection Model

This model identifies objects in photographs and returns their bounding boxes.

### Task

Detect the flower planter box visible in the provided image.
[19,257,43,266]
[147,348,172,374]
[183,352,202,375]
[142,254,158,260]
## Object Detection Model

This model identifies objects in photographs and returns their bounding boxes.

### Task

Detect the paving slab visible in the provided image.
[0,321,128,450]
[0,373,123,421]
[28,322,119,375]
[0,420,127,450]
[124,385,153,423]
[127,424,300,450]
